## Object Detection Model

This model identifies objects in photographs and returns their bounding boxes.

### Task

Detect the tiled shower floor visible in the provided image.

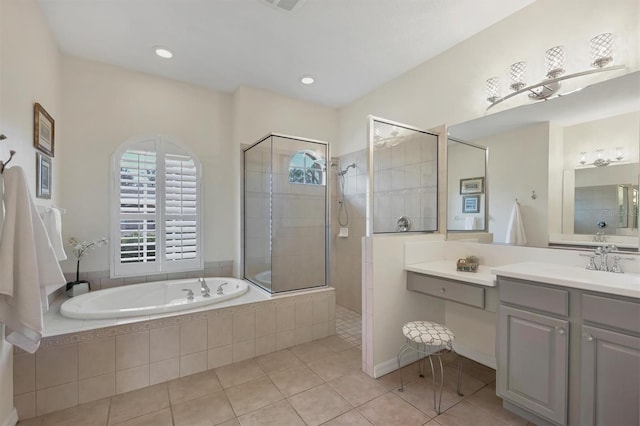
[335,305,362,347]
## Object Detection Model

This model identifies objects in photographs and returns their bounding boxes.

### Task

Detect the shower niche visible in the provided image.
[369,117,439,234]
[243,133,329,293]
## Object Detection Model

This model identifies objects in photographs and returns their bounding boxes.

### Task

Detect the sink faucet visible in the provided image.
[594,244,618,272]
[199,278,211,297]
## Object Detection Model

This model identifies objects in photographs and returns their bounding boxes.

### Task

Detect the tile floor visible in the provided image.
[335,305,361,347]
[17,335,533,426]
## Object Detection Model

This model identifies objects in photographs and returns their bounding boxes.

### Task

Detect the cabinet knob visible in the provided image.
[440,288,446,293]
[584,334,593,341]
[557,327,565,335]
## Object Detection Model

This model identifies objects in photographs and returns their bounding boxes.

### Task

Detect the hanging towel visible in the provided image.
[505,201,527,245]
[42,207,67,261]
[464,216,476,230]
[0,166,65,353]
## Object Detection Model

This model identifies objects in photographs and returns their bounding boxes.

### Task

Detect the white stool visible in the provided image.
[397,321,462,414]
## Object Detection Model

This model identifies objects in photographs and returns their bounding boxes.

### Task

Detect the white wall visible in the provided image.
[0,0,62,422]
[60,56,234,274]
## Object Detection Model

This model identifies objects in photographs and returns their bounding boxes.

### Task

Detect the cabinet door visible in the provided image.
[580,325,640,426]
[497,305,568,425]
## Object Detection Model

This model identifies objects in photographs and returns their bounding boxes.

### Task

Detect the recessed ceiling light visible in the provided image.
[154,46,173,59]
[300,76,315,85]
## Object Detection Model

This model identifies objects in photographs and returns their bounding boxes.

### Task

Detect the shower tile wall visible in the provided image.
[574,184,620,235]
[331,149,368,314]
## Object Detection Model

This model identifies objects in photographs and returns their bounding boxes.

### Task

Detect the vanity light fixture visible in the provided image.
[300,75,315,85]
[577,147,626,167]
[486,33,625,109]
[154,46,173,59]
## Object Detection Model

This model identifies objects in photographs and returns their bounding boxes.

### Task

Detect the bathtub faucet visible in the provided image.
[182,289,194,301]
[217,282,228,295]
[199,278,211,298]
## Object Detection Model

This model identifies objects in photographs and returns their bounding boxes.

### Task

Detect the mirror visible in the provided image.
[447,138,488,232]
[448,71,640,251]
[370,117,438,234]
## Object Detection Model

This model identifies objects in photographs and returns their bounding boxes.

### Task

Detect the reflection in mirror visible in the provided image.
[369,117,438,234]
[447,138,488,232]
[448,71,640,251]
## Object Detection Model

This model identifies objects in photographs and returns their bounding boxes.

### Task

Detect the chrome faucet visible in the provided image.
[594,244,618,272]
[182,288,194,301]
[199,278,211,297]
[216,282,228,295]
[592,232,606,243]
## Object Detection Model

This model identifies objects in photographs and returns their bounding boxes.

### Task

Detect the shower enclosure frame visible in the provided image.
[242,132,330,294]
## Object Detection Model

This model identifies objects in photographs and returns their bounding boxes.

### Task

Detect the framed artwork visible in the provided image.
[36,152,52,199]
[34,103,55,157]
[462,195,480,213]
[460,177,484,194]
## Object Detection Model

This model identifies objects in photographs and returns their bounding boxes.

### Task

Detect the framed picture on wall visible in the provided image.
[36,152,52,199]
[462,195,480,213]
[34,103,55,157]
[460,177,484,194]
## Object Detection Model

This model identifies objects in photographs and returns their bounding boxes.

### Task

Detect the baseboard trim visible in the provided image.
[1,408,18,426]
[372,344,496,379]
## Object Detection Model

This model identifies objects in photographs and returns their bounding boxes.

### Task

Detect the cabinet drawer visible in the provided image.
[582,294,640,334]
[498,277,569,317]
[407,272,485,309]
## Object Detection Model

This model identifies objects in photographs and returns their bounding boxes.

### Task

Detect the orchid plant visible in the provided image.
[68,237,108,285]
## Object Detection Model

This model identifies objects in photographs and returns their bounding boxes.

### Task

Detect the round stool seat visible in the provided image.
[402,321,455,346]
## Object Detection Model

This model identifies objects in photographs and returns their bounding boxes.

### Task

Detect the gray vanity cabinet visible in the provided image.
[580,325,640,426]
[497,305,568,425]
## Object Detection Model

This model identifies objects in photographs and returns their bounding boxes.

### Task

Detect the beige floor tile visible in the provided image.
[394,379,459,418]
[307,352,360,382]
[458,358,496,384]
[225,376,284,416]
[328,372,388,407]
[287,384,352,426]
[40,398,110,426]
[237,399,304,426]
[375,368,419,392]
[268,365,325,397]
[215,359,265,389]
[110,408,172,426]
[465,383,528,426]
[435,400,509,426]
[172,391,236,426]
[290,341,335,364]
[16,417,43,426]
[108,383,170,425]
[358,393,430,426]
[218,419,241,426]
[255,349,305,373]
[318,335,356,353]
[168,369,222,404]
[320,409,373,425]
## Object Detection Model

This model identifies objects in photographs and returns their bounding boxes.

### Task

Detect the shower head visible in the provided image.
[337,163,356,176]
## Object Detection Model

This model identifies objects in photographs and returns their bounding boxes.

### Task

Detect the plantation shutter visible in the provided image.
[112,136,202,277]
[164,152,198,261]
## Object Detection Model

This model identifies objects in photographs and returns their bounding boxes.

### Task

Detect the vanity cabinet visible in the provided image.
[497,276,640,426]
[496,280,569,425]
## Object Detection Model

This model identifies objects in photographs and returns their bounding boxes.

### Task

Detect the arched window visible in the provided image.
[110,135,202,277]
[288,150,326,185]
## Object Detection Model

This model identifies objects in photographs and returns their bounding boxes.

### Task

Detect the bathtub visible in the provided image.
[60,277,249,319]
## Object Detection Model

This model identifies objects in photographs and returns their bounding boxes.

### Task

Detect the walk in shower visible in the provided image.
[243,134,329,293]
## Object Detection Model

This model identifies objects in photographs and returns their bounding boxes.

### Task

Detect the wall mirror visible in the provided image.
[447,138,488,232]
[368,117,438,234]
[448,71,639,251]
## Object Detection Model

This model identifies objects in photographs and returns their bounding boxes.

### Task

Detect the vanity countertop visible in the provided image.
[405,260,496,287]
[491,261,640,299]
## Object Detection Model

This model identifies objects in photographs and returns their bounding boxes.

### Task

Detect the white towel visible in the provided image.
[505,202,527,245]
[464,216,476,230]
[0,166,66,353]
[42,207,67,261]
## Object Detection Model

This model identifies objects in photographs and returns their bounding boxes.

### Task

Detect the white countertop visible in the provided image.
[491,262,640,299]
[405,260,496,287]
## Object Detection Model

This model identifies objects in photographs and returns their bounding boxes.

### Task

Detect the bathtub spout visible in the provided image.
[200,278,211,297]
[216,282,228,295]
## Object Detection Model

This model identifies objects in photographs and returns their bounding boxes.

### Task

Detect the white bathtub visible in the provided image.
[60,277,249,319]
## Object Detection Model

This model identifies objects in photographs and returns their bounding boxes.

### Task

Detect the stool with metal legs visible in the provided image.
[397,321,463,415]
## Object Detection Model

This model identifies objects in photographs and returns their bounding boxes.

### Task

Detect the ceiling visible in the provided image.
[38,0,534,107]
